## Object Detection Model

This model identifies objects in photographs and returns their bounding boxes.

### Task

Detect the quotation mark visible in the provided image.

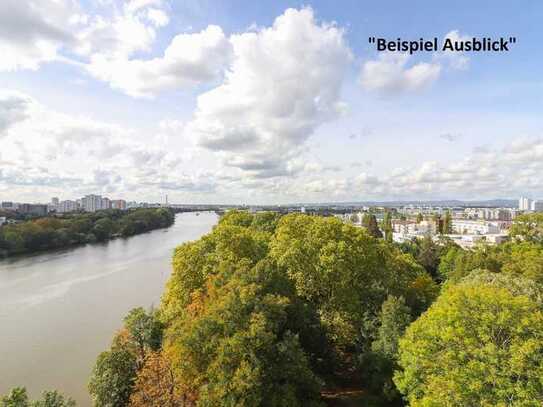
[368,37,376,44]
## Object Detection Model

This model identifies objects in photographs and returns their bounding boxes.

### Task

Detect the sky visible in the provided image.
[0,0,541,204]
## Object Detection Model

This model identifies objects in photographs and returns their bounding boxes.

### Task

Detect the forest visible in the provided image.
[0,208,175,258]
[3,211,543,406]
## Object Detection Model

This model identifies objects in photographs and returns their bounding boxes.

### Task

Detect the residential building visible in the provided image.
[0,217,6,226]
[58,200,79,213]
[1,202,17,211]
[18,204,48,216]
[519,197,533,211]
[81,194,103,212]
[111,199,127,210]
[101,197,111,210]
[532,200,543,212]
[452,219,500,235]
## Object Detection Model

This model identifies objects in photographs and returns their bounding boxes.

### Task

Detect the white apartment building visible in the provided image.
[58,200,79,213]
[464,208,516,221]
[452,219,500,235]
[0,216,6,226]
[392,220,437,242]
[81,194,104,212]
[519,197,533,211]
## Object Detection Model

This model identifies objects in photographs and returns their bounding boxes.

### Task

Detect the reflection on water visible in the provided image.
[0,212,217,406]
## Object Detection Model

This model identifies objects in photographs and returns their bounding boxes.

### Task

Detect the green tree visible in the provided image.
[416,213,423,223]
[89,340,138,407]
[123,307,163,364]
[165,260,324,406]
[510,213,543,244]
[395,282,543,406]
[32,391,76,407]
[442,210,452,234]
[363,296,412,401]
[1,388,75,407]
[1,387,29,407]
[361,213,382,239]
[383,211,393,243]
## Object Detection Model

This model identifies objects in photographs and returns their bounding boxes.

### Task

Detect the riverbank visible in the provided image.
[0,208,174,258]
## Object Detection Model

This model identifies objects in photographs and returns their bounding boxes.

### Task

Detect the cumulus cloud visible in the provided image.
[188,7,352,178]
[86,25,232,97]
[0,0,77,71]
[360,30,470,94]
[0,89,216,198]
[360,52,441,94]
[0,91,33,135]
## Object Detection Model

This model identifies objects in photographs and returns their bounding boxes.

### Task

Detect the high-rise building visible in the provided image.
[101,197,111,210]
[533,200,543,212]
[111,200,127,210]
[58,200,79,213]
[19,204,48,216]
[51,197,59,206]
[81,194,103,212]
[519,197,533,211]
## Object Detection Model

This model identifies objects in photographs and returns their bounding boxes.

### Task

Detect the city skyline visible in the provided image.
[1,1,542,204]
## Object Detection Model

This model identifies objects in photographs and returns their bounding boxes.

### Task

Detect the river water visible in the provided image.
[0,212,217,406]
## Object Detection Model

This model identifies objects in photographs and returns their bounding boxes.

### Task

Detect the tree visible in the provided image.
[165,260,324,406]
[510,213,543,244]
[362,296,412,401]
[32,391,76,407]
[361,213,382,238]
[416,213,423,223]
[442,210,452,234]
[89,340,138,407]
[2,387,29,407]
[1,388,75,407]
[383,211,393,243]
[129,352,193,407]
[270,214,431,351]
[415,235,440,278]
[124,307,163,365]
[395,282,543,406]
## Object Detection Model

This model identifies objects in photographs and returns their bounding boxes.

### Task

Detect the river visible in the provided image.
[0,212,217,406]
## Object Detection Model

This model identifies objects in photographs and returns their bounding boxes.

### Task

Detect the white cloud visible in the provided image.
[0,91,33,135]
[86,25,232,97]
[360,52,441,94]
[188,7,352,178]
[0,90,216,198]
[0,0,77,71]
[360,30,471,94]
[436,30,470,70]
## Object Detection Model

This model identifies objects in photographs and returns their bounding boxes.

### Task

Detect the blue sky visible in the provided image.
[0,0,541,204]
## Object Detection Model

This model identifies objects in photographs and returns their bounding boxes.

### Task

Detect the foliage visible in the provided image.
[395,281,543,406]
[269,215,433,352]
[361,213,383,238]
[0,208,175,257]
[438,241,543,284]
[124,307,164,363]
[89,307,165,406]
[129,352,193,407]
[89,210,543,405]
[89,344,138,407]
[510,213,543,244]
[383,211,393,243]
[165,259,324,406]
[1,388,75,407]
